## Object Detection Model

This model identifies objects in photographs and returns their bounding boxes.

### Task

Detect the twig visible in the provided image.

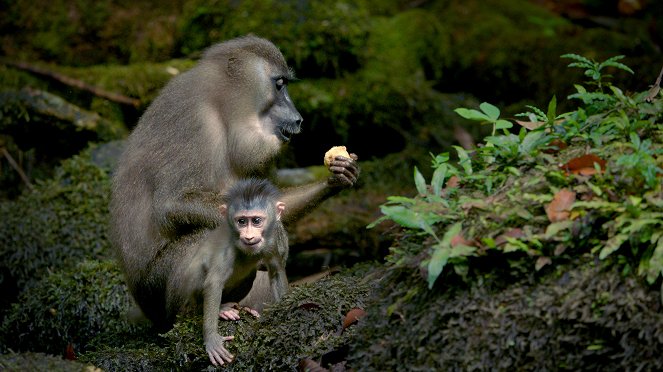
[645,65,663,103]
[1,147,34,191]
[3,60,141,108]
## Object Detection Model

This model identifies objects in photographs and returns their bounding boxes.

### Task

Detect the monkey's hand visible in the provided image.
[219,302,260,320]
[327,154,359,188]
[205,332,235,366]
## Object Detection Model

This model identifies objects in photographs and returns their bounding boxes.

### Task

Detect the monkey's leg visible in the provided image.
[203,271,235,365]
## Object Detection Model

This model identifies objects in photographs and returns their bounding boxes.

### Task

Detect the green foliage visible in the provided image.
[372,54,663,290]
[561,54,634,89]
[178,0,372,78]
[455,102,513,136]
[0,147,113,295]
[0,260,137,355]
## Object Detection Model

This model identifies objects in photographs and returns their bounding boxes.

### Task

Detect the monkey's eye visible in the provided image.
[251,217,263,226]
[275,77,287,91]
[236,218,248,227]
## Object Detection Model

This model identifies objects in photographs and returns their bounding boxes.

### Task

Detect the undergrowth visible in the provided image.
[370,54,662,293]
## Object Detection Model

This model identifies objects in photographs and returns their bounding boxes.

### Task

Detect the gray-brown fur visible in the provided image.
[185,178,288,365]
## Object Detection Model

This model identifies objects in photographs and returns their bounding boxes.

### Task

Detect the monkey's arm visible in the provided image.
[203,255,235,366]
[280,155,359,224]
[157,189,224,235]
[266,255,288,301]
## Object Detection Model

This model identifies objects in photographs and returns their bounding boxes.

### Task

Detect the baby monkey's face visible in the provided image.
[232,209,270,253]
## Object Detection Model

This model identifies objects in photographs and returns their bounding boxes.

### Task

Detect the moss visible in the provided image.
[346,258,663,370]
[0,0,181,65]
[0,260,140,356]
[361,9,451,84]
[0,147,113,307]
[55,60,196,108]
[78,264,374,371]
[177,0,372,78]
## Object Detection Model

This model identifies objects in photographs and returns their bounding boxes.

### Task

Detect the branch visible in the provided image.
[3,60,141,108]
[1,147,34,191]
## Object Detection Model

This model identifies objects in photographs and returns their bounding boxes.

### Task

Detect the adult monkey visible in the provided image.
[109,36,359,332]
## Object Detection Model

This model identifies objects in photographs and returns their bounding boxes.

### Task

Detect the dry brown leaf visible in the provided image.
[299,358,328,372]
[561,154,606,175]
[515,120,546,130]
[65,343,76,360]
[545,189,576,222]
[297,302,322,310]
[450,234,475,247]
[494,228,525,246]
[342,307,367,330]
[542,139,568,154]
[535,256,552,271]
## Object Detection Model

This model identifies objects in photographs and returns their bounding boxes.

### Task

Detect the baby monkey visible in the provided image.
[191,178,289,366]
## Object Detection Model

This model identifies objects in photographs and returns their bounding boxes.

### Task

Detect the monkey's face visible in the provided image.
[252,59,302,144]
[268,76,302,143]
[231,209,271,254]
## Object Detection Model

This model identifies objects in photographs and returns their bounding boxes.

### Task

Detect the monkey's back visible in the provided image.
[109,61,231,327]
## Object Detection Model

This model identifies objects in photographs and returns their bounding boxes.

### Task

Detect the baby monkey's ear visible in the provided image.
[276,201,285,220]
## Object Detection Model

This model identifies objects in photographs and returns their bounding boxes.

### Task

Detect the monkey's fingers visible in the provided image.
[219,308,241,321]
[328,158,359,187]
[208,348,234,366]
[207,336,235,366]
[242,306,260,318]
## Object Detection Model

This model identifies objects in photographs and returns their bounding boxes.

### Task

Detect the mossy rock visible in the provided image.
[177,0,373,78]
[0,0,181,65]
[346,258,663,370]
[0,352,101,372]
[0,260,139,357]
[361,9,451,84]
[0,147,113,306]
[80,265,374,371]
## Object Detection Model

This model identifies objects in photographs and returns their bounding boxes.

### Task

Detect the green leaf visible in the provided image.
[449,244,476,258]
[366,215,390,229]
[599,233,629,259]
[427,242,450,289]
[385,196,416,205]
[414,166,427,196]
[431,164,447,197]
[546,95,557,122]
[495,119,513,130]
[454,108,491,122]
[645,237,663,284]
[543,220,573,239]
[600,55,634,74]
[453,146,472,175]
[561,53,593,65]
[379,205,424,229]
[479,102,500,121]
[427,223,464,289]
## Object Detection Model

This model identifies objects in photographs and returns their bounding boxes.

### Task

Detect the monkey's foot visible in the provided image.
[219,303,260,320]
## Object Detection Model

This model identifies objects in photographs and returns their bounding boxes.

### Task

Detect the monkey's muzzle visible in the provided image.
[277,122,301,142]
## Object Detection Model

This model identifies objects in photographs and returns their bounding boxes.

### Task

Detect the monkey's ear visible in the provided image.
[219,204,228,217]
[276,201,285,220]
